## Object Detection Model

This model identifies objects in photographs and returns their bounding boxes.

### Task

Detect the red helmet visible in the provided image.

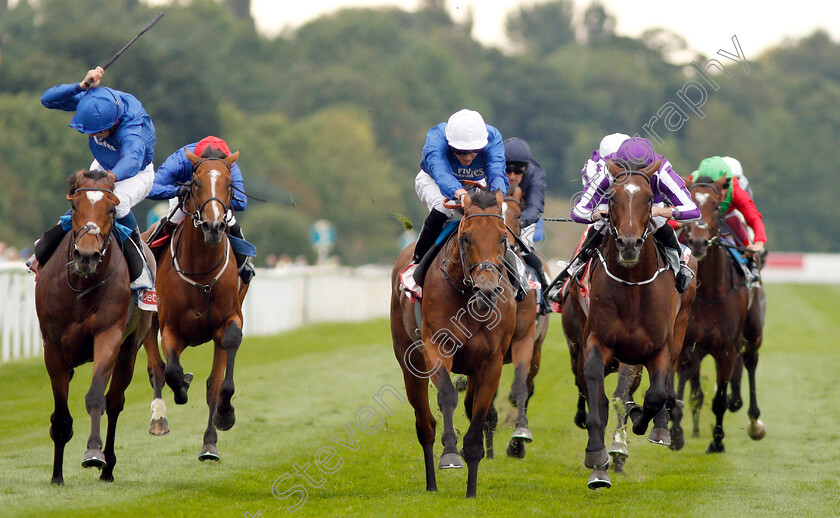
[194,136,231,157]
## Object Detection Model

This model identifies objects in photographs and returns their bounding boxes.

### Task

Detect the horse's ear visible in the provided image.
[514,186,522,203]
[223,150,240,169]
[106,192,121,206]
[606,160,625,177]
[714,175,729,201]
[640,158,662,179]
[495,189,504,207]
[462,192,472,208]
[684,176,694,189]
[186,150,201,166]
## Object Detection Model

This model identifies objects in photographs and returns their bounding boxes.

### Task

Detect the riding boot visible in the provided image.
[654,224,692,293]
[547,225,604,301]
[504,247,528,302]
[522,249,551,313]
[411,209,449,288]
[228,222,255,284]
[32,223,68,268]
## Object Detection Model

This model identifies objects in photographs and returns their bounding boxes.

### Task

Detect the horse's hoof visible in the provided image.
[506,438,526,458]
[173,387,189,405]
[610,452,627,473]
[149,417,170,436]
[728,396,743,412]
[486,448,494,460]
[584,447,609,470]
[706,441,725,454]
[627,406,643,426]
[50,476,64,486]
[669,426,685,451]
[184,372,194,385]
[512,427,533,442]
[609,440,629,457]
[632,420,649,437]
[81,449,106,469]
[748,418,766,440]
[453,375,467,392]
[99,472,114,482]
[574,411,587,429]
[648,427,671,446]
[587,470,611,489]
[438,452,464,469]
[213,408,236,431]
[199,444,220,461]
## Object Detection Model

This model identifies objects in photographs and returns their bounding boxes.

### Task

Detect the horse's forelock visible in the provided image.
[200,146,228,159]
[470,189,499,209]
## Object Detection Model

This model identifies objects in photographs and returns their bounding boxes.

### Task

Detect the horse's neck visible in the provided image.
[439,236,467,291]
[697,242,737,297]
[174,224,227,269]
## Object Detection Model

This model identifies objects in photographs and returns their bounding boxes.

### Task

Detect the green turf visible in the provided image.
[1,284,838,517]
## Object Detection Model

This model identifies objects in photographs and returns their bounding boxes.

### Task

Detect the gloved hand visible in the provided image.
[177,184,190,198]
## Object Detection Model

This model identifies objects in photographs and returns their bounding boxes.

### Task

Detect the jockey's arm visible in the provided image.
[653,162,700,222]
[730,178,767,246]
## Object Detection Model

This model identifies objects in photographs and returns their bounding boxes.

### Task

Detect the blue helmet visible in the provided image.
[70,88,120,134]
[503,137,532,163]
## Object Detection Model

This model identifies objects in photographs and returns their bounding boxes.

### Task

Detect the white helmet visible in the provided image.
[445,109,489,150]
[599,132,630,158]
[721,156,744,179]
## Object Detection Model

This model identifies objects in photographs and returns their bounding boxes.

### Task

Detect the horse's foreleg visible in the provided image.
[401,365,437,491]
[100,337,142,481]
[200,346,227,462]
[45,348,73,485]
[728,352,745,412]
[743,336,766,440]
[462,357,504,498]
[582,341,611,489]
[213,320,242,432]
[161,327,190,405]
[633,350,669,443]
[707,352,736,453]
[143,316,169,435]
[82,328,123,471]
[609,363,637,471]
[507,330,536,457]
[432,368,462,469]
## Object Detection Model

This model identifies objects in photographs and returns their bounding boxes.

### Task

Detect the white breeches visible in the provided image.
[415,171,486,218]
[90,160,154,219]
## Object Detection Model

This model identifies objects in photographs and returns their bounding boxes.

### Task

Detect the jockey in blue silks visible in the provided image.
[400,109,523,300]
[33,66,157,310]
[148,136,255,284]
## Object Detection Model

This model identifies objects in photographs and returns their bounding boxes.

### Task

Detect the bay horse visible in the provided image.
[141,146,248,461]
[36,169,153,484]
[569,160,696,489]
[478,185,550,460]
[391,187,517,497]
[674,175,766,453]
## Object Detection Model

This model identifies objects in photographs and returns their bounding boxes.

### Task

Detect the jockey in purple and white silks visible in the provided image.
[552,136,700,295]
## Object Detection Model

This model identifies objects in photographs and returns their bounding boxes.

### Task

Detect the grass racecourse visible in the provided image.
[1,283,839,517]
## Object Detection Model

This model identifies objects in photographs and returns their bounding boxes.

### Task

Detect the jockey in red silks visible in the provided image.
[686,156,766,278]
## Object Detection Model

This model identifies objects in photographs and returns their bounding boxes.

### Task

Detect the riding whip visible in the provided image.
[83,12,165,88]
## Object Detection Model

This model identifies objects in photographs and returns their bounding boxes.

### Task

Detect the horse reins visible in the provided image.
[66,186,119,298]
[450,212,507,291]
[186,157,234,228]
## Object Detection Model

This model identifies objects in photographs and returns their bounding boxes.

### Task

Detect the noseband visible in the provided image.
[70,187,115,258]
[457,212,507,288]
[685,183,721,240]
[187,158,233,228]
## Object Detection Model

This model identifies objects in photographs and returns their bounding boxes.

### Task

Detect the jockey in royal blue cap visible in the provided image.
[31,66,157,310]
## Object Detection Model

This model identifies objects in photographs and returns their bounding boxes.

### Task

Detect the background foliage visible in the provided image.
[0,0,836,263]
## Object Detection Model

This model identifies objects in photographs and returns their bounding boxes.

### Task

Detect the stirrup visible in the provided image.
[676,264,693,294]
[400,263,422,301]
[26,253,39,274]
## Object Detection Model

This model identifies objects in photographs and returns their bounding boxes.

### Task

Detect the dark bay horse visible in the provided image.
[479,186,550,459]
[141,147,248,461]
[675,175,766,453]
[391,188,517,498]
[35,170,153,484]
[568,161,696,489]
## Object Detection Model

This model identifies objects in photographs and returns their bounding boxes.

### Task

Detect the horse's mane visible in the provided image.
[67,169,110,192]
[200,146,228,159]
[470,189,499,209]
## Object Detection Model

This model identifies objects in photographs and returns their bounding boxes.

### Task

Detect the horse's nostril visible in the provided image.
[73,249,82,262]
[634,238,644,250]
[91,252,101,263]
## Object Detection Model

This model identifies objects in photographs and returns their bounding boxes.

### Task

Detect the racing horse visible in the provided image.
[569,160,696,489]
[36,169,153,484]
[391,186,517,497]
[142,145,248,461]
[478,185,550,459]
[674,175,766,453]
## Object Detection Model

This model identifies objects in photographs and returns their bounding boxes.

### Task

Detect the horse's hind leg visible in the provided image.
[100,338,143,481]
[463,358,504,498]
[507,333,536,458]
[743,287,766,440]
[401,367,438,492]
[213,320,242,432]
[144,316,169,435]
[610,363,639,472]
[82,329,123,471]
[45,348,73,485]
[632,350,670,441]
[432,368,463,469]
[707,352,736,453]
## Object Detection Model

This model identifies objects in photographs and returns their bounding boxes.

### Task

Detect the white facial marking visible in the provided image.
[86,191,104,204]
[85,222,101,235]
[209,170,222,220]
[695,192,710,206]
[624,184,641,194]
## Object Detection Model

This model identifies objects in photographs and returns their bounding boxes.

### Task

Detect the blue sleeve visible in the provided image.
[41,83,84,111]
[110,120,147,181]
[484,126,508,193]
[420,124,462,199]
[230,162,247,211]
[520,159,546,227]
[149,148,191,200]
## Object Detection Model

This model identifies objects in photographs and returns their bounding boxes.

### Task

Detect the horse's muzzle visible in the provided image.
[615,235,643,265]
[200,220,226,245]
[72,248,102,275]
[687,237,709,261]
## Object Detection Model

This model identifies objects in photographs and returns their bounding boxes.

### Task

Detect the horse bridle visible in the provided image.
[606,171,654,241]
[456,212,507,289]
[69,187,116,260]
[186,158,233,228]
[685,183,722,242]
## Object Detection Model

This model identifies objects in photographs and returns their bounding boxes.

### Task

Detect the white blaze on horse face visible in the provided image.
[695,192,711,206]
[209,170,222,220]
[624,183,641,229]
[86,190,104,205]
[85,223,101,235]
